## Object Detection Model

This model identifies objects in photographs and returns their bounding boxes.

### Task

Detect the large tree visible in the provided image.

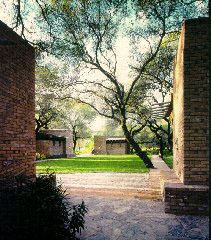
[32,0,207,168]
[4,0,208,168]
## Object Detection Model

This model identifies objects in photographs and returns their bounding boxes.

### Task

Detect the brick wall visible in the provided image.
[93,136,107,154]
[40,129,74,157]
[93,136,128,155]
[0,21,35,179]
[36,139,66,158]
[106,142,128,155]
[173,18,209,185]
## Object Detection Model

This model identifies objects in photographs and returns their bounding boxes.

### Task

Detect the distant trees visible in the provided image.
[50,101,96,153]
[35,65,96,153]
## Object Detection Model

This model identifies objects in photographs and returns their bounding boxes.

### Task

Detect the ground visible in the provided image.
[70,195,209,240]
[38,154,208,239]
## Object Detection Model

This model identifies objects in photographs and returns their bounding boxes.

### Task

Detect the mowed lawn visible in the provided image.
[36,155,149,174]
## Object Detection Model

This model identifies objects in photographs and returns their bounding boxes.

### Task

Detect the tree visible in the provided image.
[4,0,207,168]
[30,0,207,168]
[35,65,60,133]
[146,118,172,159]
[50,101,96,153]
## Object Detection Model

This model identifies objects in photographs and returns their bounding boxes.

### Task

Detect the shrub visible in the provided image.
[1,174,88,240]
[36,152,47,160]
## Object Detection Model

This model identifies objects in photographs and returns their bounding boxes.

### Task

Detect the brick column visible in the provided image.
[173,18,209,185]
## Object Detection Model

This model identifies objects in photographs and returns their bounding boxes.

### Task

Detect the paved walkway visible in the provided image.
[70,195,209,240]
[59,156,208,239]
[56,155,168,199]
[57,173,149,189]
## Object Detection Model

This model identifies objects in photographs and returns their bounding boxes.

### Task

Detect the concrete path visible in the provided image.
[151,155,170,170]
[59,156,208,239]
[70,195,209,240]
[57,173,149,189]
[56,155,168,199]
[56,173,159,199]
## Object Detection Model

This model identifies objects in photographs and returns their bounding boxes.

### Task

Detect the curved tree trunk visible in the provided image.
[121,122,154,168]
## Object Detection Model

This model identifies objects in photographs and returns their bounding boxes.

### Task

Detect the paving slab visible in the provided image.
[68,195,209,240]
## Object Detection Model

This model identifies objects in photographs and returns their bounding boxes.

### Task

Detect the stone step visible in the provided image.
[64,187,162,200]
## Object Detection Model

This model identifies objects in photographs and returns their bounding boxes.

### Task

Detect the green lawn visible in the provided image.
[163,151,173,169]
[36,154,149,174]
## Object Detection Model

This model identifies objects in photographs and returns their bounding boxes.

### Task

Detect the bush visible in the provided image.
[1,174,88,240]
[36,152,47,160]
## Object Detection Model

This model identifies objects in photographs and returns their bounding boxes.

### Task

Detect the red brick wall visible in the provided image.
[173,18,209,185]
[40,129,73,156]
[36,139,66,158]
[93,136,107,154]
[93,136,128,154]
[0,21,35,179]
[106,142,128,154]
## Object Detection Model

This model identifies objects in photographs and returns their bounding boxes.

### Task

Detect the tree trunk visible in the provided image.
[72,128,77,154]
[167,120,173,152]
[121,122,154,168]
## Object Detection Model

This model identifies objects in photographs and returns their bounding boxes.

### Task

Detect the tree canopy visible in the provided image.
[1,0,208,167]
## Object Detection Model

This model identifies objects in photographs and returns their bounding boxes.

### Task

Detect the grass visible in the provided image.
[146,149,173,169]
[36,154,149,174]
[163,151,173,169]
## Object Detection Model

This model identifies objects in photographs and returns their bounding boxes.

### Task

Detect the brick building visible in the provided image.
[93,136,130,155]
[0,20,36,180]
[161,17,209,215]
[36,129,75,158]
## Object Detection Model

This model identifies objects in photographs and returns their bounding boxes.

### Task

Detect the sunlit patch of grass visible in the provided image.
[36,155,149,174]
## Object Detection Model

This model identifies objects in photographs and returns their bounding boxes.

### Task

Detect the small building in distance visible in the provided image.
[36,129,75,158]
[93,136,130,155]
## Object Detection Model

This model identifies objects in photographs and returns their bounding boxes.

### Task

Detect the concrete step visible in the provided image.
[64,187,162,200]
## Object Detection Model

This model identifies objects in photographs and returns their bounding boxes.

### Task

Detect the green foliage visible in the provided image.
[36,155,149,173]
[3,174,88,240]
[146,148,159,155]
[36,152,47,160]
[75,138,94,154]
[163,150,173,168]
[100,119,124,136]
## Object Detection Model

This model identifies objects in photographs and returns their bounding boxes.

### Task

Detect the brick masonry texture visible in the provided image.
[163,17,209,215]
[38,129,74,157]
[93,136,129,155]
[160,170,209,215]
[0,21,36,179]
[164,183,209,215]
[173,18,209,186]
[36,140,66,158]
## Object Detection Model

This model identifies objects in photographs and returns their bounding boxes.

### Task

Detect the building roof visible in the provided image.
[106,138,127,143]
[36,132,66,141]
